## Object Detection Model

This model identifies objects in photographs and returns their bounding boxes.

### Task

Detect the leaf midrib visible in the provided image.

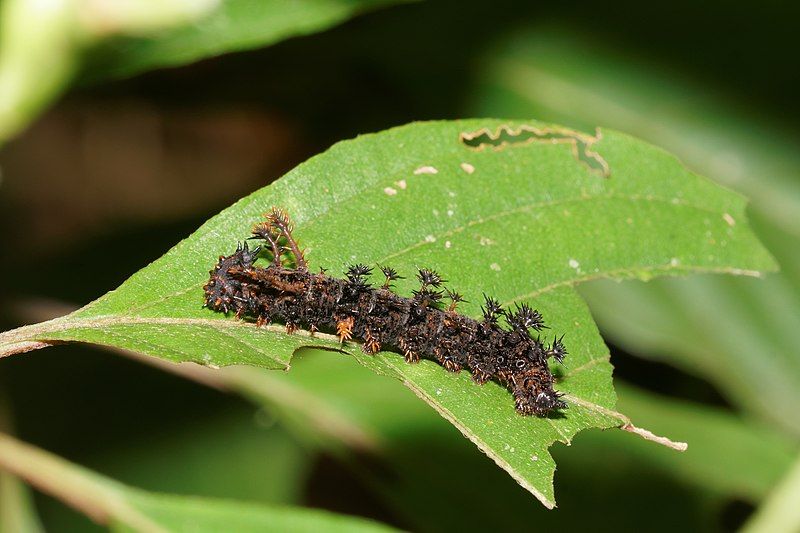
[0,315,339,347]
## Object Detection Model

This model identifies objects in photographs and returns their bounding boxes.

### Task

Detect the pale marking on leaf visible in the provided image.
[460,124,610,177]
[383,187,397,196]
[460,162,475,174]
[414,165,438,175]
[723,213,736,226]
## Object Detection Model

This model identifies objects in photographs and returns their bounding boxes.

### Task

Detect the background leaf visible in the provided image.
[0,119,774,506]
[0,432,398,533]
[83,0,410,81]
[0,0,405,145]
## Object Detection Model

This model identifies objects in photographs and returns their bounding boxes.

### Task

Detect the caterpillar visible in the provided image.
[203,208,568,416]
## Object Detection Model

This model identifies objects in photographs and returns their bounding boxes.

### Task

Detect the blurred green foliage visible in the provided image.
[0,0,798,531]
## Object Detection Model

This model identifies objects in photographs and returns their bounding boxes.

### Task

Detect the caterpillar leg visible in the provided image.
[362,329,381,354]
[336,316,355,342]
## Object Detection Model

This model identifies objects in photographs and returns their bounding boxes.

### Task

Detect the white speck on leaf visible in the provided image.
[568,259,580,269]
[445,241,452,249]
[425,235,436,243]
[383,187,397,196]
[723,213,736,226]
[490,263,501,271]
[396,179,407,189]
[447,209,454,217]
[460,162,475,174]
[479,236,495,246]
[414,165,438,175]
[670,257,680,266]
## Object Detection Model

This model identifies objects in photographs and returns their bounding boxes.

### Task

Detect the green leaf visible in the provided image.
[0,432,398,533]
[0,119,775,506]
[84,0,410,80]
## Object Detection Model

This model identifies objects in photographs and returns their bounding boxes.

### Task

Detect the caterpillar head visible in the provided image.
[515,388,567,416]
[203,242,259,313]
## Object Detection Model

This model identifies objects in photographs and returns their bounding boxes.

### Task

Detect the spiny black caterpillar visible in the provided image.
[204,208,568,416]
